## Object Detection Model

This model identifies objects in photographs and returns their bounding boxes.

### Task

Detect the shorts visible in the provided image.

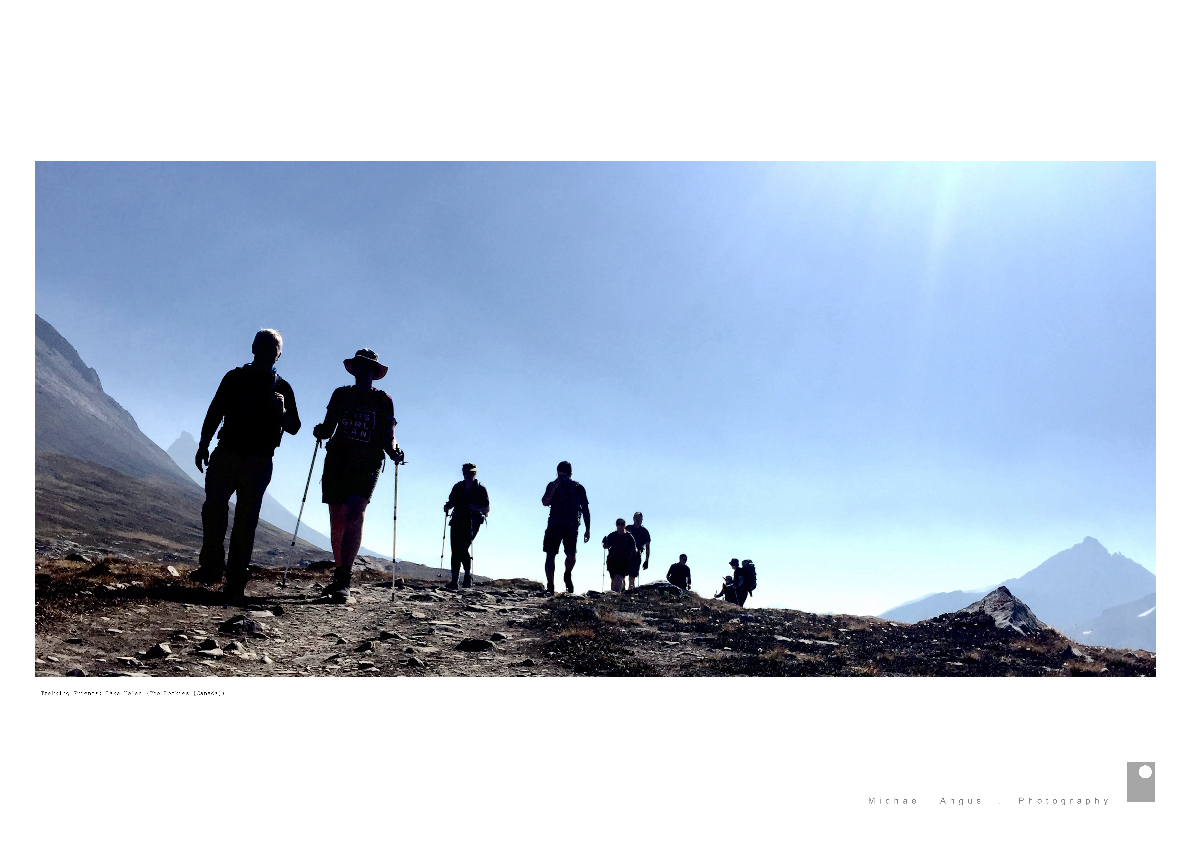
[321,453,382,505]
[543,524,579,555]
[607,559,631,577]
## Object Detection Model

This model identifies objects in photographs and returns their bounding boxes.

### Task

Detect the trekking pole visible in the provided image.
[439,510,448,581]
[391,458,399,602]
[283,437,321,587]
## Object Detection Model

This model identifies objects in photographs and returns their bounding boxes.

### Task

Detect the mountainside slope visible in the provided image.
[35,450,328,568]
[1069,592,1156,652]
[35,315,193,486]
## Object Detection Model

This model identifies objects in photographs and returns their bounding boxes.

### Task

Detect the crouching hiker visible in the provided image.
[666,554,691,591]
[312,349,403,603]
[602,518,639,592]
[443,462,489,589]
[714,558,742,604]
[192,329,301,603]
[541,461,590,593]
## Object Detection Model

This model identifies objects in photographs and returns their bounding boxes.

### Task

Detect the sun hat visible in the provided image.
[344,348,388,380]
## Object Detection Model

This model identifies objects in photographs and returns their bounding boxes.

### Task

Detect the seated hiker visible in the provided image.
[666,554,691,591]
[714,558,741,603]
[443,462,489,589]
[602,518,639,593]
[736,558,757,607]
[715,576,737,603]
[311,348,404,603]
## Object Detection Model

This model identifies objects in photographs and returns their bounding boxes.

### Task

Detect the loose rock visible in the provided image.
[456,638,493,652]
[144,643,172,659]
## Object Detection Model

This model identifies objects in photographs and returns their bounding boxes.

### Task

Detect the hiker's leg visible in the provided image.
[328,504,348,570]
[339,495,369,567]
[544,552,556,591]
[449,525,470,586]
[226,454,272,587]
[563,552,575,590]
[198,447,237,575]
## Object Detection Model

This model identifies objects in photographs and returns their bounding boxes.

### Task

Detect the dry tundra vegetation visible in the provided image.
[34,555,1156,678]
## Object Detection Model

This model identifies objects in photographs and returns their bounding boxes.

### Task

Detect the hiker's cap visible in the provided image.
[462,462,477,471]
[729,558,740,567]
[557,460,572,474]
[344,348,388,379]
[615,518,626,526]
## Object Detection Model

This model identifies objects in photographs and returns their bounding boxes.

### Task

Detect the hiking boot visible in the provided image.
[189,566,224,585]
[445,579,459,591]
[563,572,574,593]
[462,573,472,589]
[329,564,352,591]
[326,586,351,604]
[224,579,247,604]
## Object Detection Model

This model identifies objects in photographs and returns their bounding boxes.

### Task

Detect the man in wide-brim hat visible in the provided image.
[312,348,403,603]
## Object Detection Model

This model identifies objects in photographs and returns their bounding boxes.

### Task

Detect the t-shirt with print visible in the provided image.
[325,385,396,465]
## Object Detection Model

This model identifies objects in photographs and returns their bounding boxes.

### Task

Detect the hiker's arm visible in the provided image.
[541,480,558,507]
[384,419,402,463]
[477,485,490,517]
[280,382,301,436]
[642,540,650,569]
[196,372,232,470]
[582,502,591,542]
[312,394,339,440]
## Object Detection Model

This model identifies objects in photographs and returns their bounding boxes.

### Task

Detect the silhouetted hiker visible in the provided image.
[311,349,403,603]
[736,558,757,606]
[666,554,691,591]
[192,329,301,602]
[714,558,742,604]
[602,518,639,592]
[541,460,590,593]
[443,462,489,589]
[627,511,651,588]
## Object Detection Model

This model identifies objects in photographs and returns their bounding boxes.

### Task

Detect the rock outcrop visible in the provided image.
[956,586,1045,636]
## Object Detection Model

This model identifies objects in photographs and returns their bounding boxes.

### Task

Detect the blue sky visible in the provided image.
[34,162,1155,613]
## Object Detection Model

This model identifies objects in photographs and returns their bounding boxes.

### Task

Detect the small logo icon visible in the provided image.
[1127,762,1154,802]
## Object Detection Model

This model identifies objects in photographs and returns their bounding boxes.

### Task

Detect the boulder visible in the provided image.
[144,643,172,659]
[957,586,1046,636]
[456,638,494,652]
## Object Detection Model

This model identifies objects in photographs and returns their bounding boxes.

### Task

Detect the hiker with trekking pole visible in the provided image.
[443,462,489,589]
[627,511,651,590]
[191,329,301,603]
[310,348,403,603]
[541,460,590,594]
[602,518,638,593]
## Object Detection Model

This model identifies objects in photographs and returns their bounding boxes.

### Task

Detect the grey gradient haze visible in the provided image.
[34,162,1155,613]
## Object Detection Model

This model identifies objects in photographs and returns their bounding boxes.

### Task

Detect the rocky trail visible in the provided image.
[34,557,1156,677]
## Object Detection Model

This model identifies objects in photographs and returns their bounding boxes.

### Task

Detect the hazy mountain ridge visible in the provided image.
[880,537,1155,651]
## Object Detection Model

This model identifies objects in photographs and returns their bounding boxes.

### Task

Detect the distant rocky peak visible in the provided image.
[1078,536,1107,552]
[960,586,1046,636]
[35,314,103,391]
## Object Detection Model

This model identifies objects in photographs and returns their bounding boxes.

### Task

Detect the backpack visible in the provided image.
[741,563,757,594]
